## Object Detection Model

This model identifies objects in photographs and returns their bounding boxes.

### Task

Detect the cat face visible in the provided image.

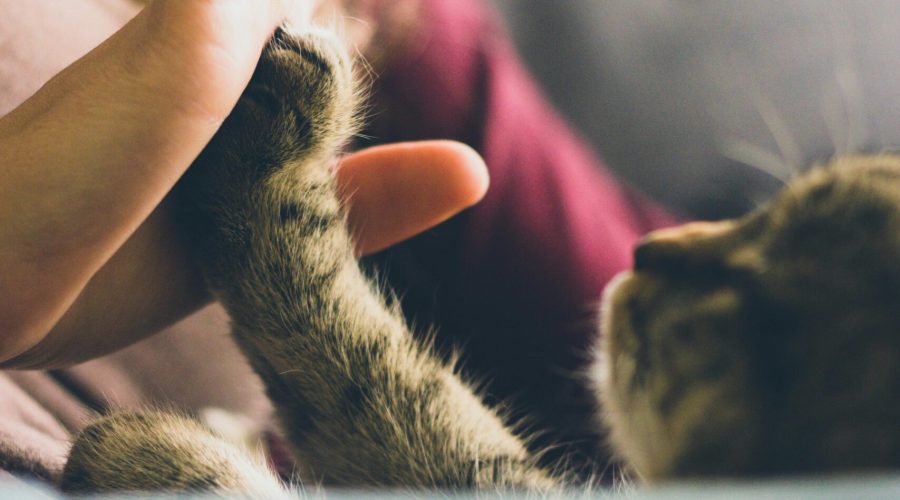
[596,155,900,480]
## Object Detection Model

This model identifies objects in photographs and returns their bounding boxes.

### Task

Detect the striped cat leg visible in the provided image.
[185,28,558,489]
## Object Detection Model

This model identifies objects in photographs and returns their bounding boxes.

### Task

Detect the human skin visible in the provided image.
[0,0,489,367]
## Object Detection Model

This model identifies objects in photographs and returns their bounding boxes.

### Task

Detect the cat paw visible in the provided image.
[185,26,357,202]
[179,26,358,275]
[237,26,357,178]
[251,26,357,147]
[61,412,286,496]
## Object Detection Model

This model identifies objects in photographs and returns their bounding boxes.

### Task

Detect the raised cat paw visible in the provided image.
[192,26,356,191]
[240,26,358,169]
[179,26,358,287]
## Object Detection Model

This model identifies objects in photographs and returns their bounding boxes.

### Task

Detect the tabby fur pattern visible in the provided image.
[58,26,900,495]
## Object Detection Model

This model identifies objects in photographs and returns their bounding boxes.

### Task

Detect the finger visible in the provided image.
[336,141,490,256]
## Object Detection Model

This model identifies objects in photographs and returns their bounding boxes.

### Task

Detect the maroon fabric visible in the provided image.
[364,0,678,474]
[374,0,676,323]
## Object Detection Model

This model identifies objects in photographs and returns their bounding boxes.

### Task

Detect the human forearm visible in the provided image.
[1,196,210,369]
[0,0,295,362]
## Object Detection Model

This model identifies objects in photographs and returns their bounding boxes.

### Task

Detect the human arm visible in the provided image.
[0,0,488,367]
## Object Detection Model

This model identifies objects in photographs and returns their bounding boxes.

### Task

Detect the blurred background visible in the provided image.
[491,0,900,219]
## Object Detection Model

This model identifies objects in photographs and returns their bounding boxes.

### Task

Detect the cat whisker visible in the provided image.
[820,0,868,157]
[821,83,850,157]
[743,84,803,178]
[717,137,793,185]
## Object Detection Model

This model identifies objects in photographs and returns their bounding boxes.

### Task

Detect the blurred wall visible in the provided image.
[492,1,900,218]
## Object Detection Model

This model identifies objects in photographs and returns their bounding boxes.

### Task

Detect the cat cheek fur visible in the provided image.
[594,271,669,479]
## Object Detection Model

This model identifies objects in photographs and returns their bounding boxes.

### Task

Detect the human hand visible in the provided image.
[0,0,488,366]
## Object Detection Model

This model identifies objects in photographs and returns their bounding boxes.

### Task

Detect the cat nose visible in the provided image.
[633,221,734,271]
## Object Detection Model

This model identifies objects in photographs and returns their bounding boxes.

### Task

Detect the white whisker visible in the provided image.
[744,83,803,177]
[718,136,792,184]
[821,0,868,157]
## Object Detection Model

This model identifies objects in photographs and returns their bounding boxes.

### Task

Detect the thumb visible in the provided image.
[336,141,490,256]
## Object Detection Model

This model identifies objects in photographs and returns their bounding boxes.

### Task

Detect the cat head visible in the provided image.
[596,154,900,480]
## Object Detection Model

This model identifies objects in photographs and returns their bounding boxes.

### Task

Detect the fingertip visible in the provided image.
[336,140,491,255]
[431,140,490,209]
[336,140,491,211]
